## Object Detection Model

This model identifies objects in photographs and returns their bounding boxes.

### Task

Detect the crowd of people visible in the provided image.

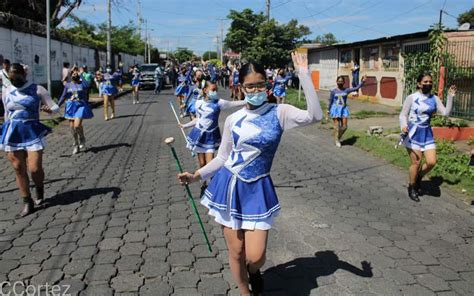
[0,50,467,296]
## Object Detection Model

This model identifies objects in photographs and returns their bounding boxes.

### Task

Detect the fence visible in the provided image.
[443,40,474,120]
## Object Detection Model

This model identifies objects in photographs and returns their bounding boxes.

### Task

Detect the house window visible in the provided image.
[362,46,379,70]
[382,44,400,70]
[403,43,429,54]
[340,50,352,64]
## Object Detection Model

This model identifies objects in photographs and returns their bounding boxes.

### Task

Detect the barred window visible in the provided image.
[403,43,429,54]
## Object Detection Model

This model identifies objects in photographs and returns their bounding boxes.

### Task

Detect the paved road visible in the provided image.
[0,89,473,295]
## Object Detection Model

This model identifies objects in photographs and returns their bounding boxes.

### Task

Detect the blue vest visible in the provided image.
[5,84,41,121]
[196,100,221,132]
[224,104,283,182]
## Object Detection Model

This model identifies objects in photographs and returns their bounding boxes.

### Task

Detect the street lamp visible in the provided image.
[46,0,51,92]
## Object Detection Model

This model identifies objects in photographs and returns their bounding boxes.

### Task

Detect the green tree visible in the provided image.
[224,9,266,54]
[457,8,474,27]
[225,9,310,67]
[59,16,146,56]
[0,0,82,27]
[313,33,340,46]
[174,48,194,64]
[96,21,144,55]
[202,51,218,60]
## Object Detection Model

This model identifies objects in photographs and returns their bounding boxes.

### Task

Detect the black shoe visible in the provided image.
[415,174,423,194]
[248,268,264,295]
[16,196,34,218]
[33,186,44,206]
[408,185,420,202]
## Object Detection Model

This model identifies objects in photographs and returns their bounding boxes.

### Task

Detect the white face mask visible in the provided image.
[244,91,267,106]
[208,91,218,101]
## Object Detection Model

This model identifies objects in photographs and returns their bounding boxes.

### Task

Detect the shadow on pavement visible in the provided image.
[85,143,131,153]
[43,187,121,208]
[419,176,443,197]
[341,136,358,146]
[263,250,373,295]
[0,177,85,194]
[111,114,145,119]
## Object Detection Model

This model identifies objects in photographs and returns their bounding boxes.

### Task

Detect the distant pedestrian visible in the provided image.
[327,75,366,147]
[58,67,93,155]
[1,59,11,101]
[352,61,360,88]
[62,62,71,85]
[79,65,93,102]
[154,65,163,94]
[95,65,121,121]
[272,69,291,104]
[129,65,141,104]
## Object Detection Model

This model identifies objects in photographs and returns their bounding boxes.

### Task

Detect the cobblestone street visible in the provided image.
[0,89,473,295]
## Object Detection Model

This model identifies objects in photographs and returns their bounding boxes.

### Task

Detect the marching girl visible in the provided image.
[0,63,59,217]
[129,65,141,104]
[58,67,94,155]
[175,66,192,117]
[399,73,456,202]
[272,69,291,104]
[181,81,246,189]
[96,65,121,121]
[327,75,367,147]
[178,52,322,295]
[231,65,241,100]
[183,70,205,120]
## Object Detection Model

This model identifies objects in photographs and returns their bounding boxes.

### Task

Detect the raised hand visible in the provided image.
[291,51,308,73]
[448,85,457,97]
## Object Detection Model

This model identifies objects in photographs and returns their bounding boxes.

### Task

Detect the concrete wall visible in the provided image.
[308,48,338,90]
[0,27,144,84]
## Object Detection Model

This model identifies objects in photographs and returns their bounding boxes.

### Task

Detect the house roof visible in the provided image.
[302,29,473,51]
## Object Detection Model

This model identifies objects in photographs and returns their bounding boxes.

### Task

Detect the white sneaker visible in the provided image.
[335,141,342,148]
[72,146,80,155]
[79,138,85,149]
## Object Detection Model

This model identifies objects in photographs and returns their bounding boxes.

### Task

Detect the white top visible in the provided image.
[399,91,453,130]
[198,71,323,180]
[182,99,247,129]
[3,82,59,120]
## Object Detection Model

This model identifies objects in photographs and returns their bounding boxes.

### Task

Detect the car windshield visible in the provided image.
[140,65,158,72]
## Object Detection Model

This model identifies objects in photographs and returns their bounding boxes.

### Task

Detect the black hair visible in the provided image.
[63,62,70,67]
[10,63,25,75]
[3,59,10,65]
[416,72,432,83]
[336,76,345,82]
[238,61,266,84]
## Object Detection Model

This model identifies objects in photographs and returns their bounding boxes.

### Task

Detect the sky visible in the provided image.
[71,0,472,55]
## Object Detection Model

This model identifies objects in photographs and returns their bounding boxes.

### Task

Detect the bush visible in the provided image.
[431,116,468,127]
[432,140,474,179]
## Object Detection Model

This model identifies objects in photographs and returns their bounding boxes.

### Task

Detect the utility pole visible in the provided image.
[137,0,142,38]
[107,0,112,66]
[219,19,225,64]
[438,9,443,29]
[266,0,270,21]
[216,36,220,62]
[147,32,151,63]
[144,19,148,62]
[46,0,51,92]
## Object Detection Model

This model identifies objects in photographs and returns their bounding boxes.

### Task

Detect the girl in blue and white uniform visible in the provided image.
[1,63,59,217]
[272,69,291,104]
[184,70,205,120]
[178,53,323,295]
[181,81,245,169]
[176,66,191,116]
[96,65,121,120]
[327,75,366,147]
[129,65,141,104]
[399,73,456,202]
[58,67,93,155]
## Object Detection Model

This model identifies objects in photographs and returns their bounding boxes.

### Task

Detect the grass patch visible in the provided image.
[285,88,330,124]
[344,129,474,197]
[41,118,63,129]
[351,110,394,119]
